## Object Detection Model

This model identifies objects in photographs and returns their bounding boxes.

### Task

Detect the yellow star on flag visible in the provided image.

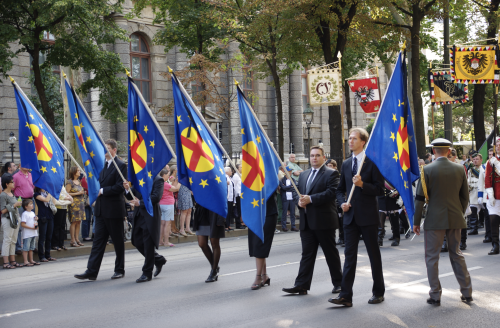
[189,177,193,184]
[197,124,202,131]
[39,123,43,129]
[25,122,29,127]
[57,161,61,167]
[89,151,95,158]
[404,181,408,189]
[392,114,397,123]
[251,199,259,208]
[200,179,209,188]
[28,136,33,142]
[177,115,182,123]
[219,167,224,174]
[390,132,395,142]
[80,122,84,129]
[241,128,245,134]
[261,198,264,204]
[240,192,243,199]
[256,136,261,143]
[151,157,154,163]
[148,171,152,179]
[86,136,92,143]
[29,114,34,120]
[144,125,149,133]
[41,166,47,173]
[150,141,155,148]
[75,113,78,119]
[215,176,222,183]
[139,179,145,187]
[88,172,93,179]
[51,167,57,173]
[134,116,139,122]
[393,152,398,162]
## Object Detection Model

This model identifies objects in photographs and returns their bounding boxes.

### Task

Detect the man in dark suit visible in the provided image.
[279,166,298,232]
[75,139,127,281]
[124,173,167,283]
[330,128,385,307]
[282,146,343,295]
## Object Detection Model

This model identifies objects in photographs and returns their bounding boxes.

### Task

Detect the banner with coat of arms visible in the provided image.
[348,77,381,113]
[307,65,342,107]
[450,45,499,84]
[428,68,468,105]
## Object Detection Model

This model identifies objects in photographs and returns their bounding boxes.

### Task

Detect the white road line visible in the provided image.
[0,309,41,319]
[220,257,325,277]
[386,266,483,291]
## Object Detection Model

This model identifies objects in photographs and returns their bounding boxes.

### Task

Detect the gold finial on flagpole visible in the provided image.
[401,41,407,51]
[337,51,342,70]
[125,69,131,77]
[429,61,432,68]
[234,78,239,86]
[9,76,15,83]
[167,66,173,73]
[62,70,67,78]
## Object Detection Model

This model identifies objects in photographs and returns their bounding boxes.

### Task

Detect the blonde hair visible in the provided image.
[349,127,369,144]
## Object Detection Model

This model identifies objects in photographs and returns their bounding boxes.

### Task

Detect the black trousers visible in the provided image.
[225,201,234,228]
[399,211,410,233]
[340,221,385,300]
[491,214,500,244]
[294,224,342,290]
[87,216,125,276]
[51,209,67,248]
[132,215,165,277]
[389,212,400,239]
[482,205,491,238]
[468,206,478,231]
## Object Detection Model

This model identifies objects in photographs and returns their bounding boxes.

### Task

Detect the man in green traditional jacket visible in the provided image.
[413,138,473,306]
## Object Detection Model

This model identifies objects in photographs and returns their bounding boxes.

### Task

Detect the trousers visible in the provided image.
[132,214,165,277]
[87,216,125,276]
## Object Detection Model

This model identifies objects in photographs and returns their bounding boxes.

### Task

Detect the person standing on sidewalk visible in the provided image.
[279,166,298,232]
[12,167,35,255]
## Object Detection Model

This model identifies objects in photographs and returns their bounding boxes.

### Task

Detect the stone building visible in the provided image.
[0,2,388,169]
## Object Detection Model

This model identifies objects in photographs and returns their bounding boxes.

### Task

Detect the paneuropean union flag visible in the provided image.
[13,82,65,198]
[365,51,419,227]
[171,74,228,218]
[64,79,106,205]
[128,78,174,216]
[237,87,281,242]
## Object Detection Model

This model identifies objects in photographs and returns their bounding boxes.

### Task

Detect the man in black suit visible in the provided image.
[75,139,127,281]
[123,173,167,282]
[282,146,343,295]
[330,128,385,307]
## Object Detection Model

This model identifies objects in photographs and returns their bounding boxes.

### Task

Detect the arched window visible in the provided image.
[130,34,151,102]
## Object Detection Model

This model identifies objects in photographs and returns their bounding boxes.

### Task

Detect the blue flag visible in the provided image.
[128,78,174,216]
[14,83,65,198]
[171,74,228,218]
[64,79,106,205]
[365,51,419,227]
[238,87,281,242]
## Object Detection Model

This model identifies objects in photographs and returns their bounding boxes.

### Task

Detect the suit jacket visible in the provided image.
[293,165,339,230]
[414,157,468,230]
[279,176,296,202]
[94,157,127,219]
[336,155,384,226]
[126,175,164,248]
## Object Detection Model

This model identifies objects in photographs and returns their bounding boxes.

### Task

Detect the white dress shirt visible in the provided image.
[99,158,114,195]
[232,174,241,197]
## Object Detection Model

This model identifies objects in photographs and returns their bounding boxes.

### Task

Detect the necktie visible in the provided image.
[306,169,317,192]
[352,157,358,178]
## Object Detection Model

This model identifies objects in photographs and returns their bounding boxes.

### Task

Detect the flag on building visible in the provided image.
[171,74,228,218]
[451,45,499,84]
[64,79,106,205]
[364,50,419,227]
[128,77,174,216]
[13,81,65,198]
[237,86,282,241]
[348,77,381,113]
[428,68,468,105]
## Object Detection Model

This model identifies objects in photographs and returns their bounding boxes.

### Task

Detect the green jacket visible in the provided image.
[414,157,469,230]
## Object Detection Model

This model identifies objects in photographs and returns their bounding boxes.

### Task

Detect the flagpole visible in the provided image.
[62,72,137,200]
[346,44,405,204]
[339,52,345,161]
[10,76,86,177]
[236,82,302,197]
[168,67,241,178]
[126,70,177,161]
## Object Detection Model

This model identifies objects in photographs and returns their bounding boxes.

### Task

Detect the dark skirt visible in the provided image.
[248,214,277,258]
[193,204,225,239]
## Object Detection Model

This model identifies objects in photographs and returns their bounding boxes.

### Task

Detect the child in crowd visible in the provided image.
[21,199,39,266]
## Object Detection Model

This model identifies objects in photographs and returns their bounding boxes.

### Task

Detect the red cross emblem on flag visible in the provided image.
[242,141,265,192]
[180,127,215,172]
[130,130,147,174]
[396,118,410,172]
[30,124,53,162]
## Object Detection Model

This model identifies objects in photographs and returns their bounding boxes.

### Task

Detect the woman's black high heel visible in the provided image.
[261,274,271,287]
[205,269,218,283]
[251,275,262,290]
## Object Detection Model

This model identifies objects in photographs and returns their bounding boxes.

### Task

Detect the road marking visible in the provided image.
[220,257,325,277]
[0,309,41,319]
[386,266,483,291]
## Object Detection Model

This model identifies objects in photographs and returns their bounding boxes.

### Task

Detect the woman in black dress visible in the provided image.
[247,193,278,290]
[194,204,225,282]
[377,180,402,246]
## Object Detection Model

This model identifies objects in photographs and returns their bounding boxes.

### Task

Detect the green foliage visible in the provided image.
[0,0,129,125]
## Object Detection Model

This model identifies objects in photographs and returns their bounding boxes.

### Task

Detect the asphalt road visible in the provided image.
[1,228,499,328]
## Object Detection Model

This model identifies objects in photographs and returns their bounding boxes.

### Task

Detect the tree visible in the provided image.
[0,0,129,126]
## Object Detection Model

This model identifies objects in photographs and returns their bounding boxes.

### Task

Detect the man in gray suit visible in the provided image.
[414,138,473,306]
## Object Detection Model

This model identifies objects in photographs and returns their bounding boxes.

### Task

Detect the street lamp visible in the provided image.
[467,118,474,151]
[303,105,314,151]
[8,132,17,162]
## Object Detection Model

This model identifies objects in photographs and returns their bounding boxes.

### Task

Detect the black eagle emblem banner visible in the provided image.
[451,45,499,84]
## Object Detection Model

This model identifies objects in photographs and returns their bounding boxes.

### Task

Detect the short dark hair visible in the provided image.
[68,166,79,180]
[310,145,325,156]
[425,153,431,159]
[475,153,483,159]
[330,159,337,168]
[1,162,14,176]
[1,175,13,189]
[160,169,169,177]
[105,139,118,150]
[22,199,33,210]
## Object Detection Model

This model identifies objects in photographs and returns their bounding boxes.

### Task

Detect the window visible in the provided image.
[242,68,253,98]
[301,68,309,111]
[130,34,151,102]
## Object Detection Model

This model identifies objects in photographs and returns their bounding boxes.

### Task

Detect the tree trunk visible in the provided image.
[410,5,426,158]
[31,43,55,127]
[266,58,284,159]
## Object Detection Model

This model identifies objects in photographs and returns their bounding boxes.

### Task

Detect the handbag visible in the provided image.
[7,205,20,229]
[49,198,58,215]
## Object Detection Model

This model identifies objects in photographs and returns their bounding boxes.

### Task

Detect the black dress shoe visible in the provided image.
[483,236,492,243]
[74,271,97,281]
[291,227,299,232]
[368,295,384,304]
[478,223,484,228]
[136,274,152,283]
[111,272,124,279]
[488,243,499,255]
[336,239,344,245]
[391,239,400,246]
[282,227,289,232]
[427,298,440,305]
[405,231,411,239]
[388,236,395,241]
[460,242,467,250]
[328,296,352,307]
[154,259,167,277]
[205,269,218,283]
[461,295,473,303]
[468,230,478,235]
[332,286,342,293]
[282,286,307,295]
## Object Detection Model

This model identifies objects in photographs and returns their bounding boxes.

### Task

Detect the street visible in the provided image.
[1,230,499,328]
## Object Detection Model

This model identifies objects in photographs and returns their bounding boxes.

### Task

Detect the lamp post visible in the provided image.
[8,132,17,162]
[467,118,474,151]
[303,105,314,152]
